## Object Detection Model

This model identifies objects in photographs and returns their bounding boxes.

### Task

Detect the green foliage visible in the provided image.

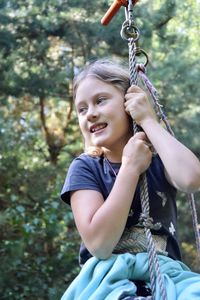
[0,102,80,298]
[0,0,199,299]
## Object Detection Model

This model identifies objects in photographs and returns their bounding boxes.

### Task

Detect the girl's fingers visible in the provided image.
[126,84,143,94]
[133,132,153,151]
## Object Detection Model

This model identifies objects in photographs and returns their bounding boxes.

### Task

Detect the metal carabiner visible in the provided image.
[121,0,140,40]
[127,0,134,26]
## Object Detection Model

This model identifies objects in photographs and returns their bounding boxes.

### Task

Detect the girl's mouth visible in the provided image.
[90,123,107,133]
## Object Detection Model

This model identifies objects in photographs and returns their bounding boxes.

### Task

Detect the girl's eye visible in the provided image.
[78,107,87,114]
[97,97,106,104]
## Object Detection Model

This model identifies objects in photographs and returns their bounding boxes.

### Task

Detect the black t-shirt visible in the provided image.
[61,153,181,265]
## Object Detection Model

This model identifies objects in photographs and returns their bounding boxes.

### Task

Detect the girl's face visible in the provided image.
[75,77,132,155]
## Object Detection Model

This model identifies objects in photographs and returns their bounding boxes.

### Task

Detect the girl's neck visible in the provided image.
[103,131,132,163]
[103,148,122,163]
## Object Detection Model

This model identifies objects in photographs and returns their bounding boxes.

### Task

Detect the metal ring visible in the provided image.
[134,47,149,67]
[120,20,140,41]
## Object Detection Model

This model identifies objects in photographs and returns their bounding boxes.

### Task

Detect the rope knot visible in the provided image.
[137,63,146,73]
[139,212,153,229]
[139,213,162,230]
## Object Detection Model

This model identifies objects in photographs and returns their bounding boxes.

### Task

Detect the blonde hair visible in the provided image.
[73,59,131,156]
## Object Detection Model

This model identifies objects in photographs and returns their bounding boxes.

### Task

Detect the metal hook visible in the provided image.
[134,47,149,67]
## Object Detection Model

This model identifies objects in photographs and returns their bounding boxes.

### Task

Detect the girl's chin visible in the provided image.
[91,133,112,148]
[92,137,106,146]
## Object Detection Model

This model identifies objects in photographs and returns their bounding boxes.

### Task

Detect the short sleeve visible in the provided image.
[60,155,102,205]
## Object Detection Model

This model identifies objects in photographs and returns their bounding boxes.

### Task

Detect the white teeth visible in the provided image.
[92,124,106,133]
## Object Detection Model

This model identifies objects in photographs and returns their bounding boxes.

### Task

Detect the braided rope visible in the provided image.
[187,193,200,259]
[140,175,167,300]
[137,65,174,136]
[129,39,139,133]
[129,38,168,300]
[138,65,200,260]
[129,39,138,86]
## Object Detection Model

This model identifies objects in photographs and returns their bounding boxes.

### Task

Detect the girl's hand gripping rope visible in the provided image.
[122,132,153,175]
[124,85,157,128]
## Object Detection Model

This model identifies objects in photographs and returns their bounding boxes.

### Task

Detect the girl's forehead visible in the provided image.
[77,76,107,90]
[75,77,117,103]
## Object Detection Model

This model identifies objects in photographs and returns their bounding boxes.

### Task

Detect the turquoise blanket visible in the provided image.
[61,253,200,300]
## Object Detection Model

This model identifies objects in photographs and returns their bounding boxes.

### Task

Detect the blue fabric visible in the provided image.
[61,253,200,300]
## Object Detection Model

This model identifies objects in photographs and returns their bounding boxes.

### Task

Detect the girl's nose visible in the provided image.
[87,106,99,121]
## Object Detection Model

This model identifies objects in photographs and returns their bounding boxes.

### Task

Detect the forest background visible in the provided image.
[0,0,200,299]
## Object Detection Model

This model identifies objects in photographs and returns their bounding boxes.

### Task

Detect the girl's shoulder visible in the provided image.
[73,152,102,163]
[69,153,103,173]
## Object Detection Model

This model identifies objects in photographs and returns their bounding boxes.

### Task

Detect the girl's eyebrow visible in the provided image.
[76,91,111,106]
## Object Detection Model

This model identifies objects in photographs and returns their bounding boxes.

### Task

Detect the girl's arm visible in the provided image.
[71,132,152,260]
[125,85,200,193]
[141,119,200,193]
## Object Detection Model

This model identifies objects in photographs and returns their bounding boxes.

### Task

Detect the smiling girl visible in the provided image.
[60,59,200,300]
